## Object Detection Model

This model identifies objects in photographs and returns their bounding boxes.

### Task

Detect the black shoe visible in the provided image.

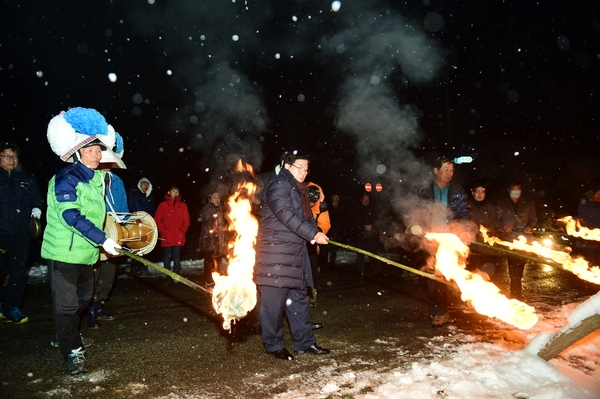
[86,307,100,330]
[66,347,87,375]
[294,344,330,355]
[95,301,115,321]
[311,322,323,330]
[268,348,294,360]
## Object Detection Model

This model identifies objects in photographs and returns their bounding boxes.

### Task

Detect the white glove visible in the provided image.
[410,225,424,236]
[31,208,42,219]
[102,238,122,256]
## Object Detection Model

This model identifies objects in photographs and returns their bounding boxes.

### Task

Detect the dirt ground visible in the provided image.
[0,250,596,398]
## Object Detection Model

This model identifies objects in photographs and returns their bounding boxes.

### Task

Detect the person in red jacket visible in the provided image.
[155,185,190,276]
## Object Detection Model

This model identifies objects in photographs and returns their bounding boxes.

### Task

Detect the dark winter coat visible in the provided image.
[127,177,155,216]
[468,198,498,238]
[254,168,319,290]
[199,201,227,255]
[496,196,538,240]
[353,203,378,242]
[155,194,190,247]
[408,182,471,229]
[0,167,43,235]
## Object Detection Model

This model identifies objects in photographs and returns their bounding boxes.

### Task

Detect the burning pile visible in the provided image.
[211,161,258,331]
[426,232,538,330]
[480,226,600,285]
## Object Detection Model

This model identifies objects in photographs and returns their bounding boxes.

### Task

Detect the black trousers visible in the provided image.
[258,285,315,352]
[0,233,30,310]
[93,261,116,304]
[49,260,94,360]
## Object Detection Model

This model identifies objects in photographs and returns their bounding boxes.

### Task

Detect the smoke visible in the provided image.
[126,1,446,232]
[317,7,445,239]
[127,0,269,178]
[319,9,443,183]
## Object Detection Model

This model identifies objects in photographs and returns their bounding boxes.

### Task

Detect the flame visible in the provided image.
[559,216,600,242]
[211,160,258,331]
[480,226,600,285]
[425,232,539,330]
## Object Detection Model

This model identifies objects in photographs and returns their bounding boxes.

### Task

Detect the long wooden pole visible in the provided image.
[470,240,563,269]
[117,249,212,296]
[326,240,453,286]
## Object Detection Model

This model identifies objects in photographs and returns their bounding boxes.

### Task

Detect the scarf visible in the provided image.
[296,181,313,221]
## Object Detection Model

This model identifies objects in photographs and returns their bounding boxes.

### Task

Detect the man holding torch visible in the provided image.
[406,156,471,327]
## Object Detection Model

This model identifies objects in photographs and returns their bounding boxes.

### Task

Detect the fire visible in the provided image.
[425,232,539,330]
[559,216,600,242]
[480,226,600,285]
[211,160,258,331]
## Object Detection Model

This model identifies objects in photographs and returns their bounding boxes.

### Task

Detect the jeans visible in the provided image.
[163,246,182,274]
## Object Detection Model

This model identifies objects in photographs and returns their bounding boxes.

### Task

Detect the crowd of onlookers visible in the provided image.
[4,128,600,373]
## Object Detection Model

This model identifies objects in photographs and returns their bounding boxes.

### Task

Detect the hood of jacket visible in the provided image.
[137,177,153,197]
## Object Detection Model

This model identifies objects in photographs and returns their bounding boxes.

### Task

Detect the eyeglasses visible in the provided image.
[0,154,18,161]
[289,163,309,174]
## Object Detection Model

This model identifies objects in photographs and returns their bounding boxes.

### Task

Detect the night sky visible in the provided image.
[1,0,598,219]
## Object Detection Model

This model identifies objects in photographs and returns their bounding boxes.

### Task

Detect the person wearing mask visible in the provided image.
[43,107,122,375]
[155,185,190,278]
[496,182,538,300]
[0,141,43,324]
[254,150,330,360]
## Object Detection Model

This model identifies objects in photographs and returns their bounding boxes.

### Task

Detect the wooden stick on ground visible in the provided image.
[537,313,600,361]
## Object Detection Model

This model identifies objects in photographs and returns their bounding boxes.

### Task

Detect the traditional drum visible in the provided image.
[100,211,158,260]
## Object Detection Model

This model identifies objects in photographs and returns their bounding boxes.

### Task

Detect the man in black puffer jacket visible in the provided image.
[254,150,330,360]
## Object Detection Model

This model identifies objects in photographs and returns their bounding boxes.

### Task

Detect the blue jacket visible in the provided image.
[0,167,43,235]
[41,162,107,265]
[408,182,471,230]
[254,168,318,289]
[105,172,129,213]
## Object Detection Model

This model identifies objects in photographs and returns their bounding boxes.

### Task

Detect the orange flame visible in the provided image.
[559,216,600,242]
[211,160,258,331]
[480,226,600,285]
[425,232,539,330]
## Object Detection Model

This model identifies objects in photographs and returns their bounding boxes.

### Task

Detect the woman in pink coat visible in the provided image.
[155,185,190,274]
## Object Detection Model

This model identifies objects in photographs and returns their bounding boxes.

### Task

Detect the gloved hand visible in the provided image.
[410,225,424,236]
[102,238,121,256]
[31,208,42,219]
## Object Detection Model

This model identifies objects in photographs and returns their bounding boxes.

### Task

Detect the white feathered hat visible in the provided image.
[47,107,126,169]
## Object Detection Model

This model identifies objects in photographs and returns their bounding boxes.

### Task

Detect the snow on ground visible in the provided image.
[28,251,600,398]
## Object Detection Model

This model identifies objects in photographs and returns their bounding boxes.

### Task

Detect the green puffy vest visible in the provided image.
[42,166,106,265]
